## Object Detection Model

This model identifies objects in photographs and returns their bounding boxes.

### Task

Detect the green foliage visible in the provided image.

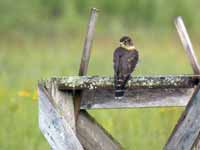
[0,0,200,33]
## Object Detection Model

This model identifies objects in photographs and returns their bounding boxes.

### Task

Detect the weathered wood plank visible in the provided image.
[77,110,122,150]
[38,85,83,150]
[53,75,200,90]
[39,75,200,109]
[79,8,98,76]
[174,17,200,149]
[193,135,200,150]
[80,88,193,109]
[175,16,200,74]
[165,85,200,150]
[45,80,76,132]
[75,7,99,121]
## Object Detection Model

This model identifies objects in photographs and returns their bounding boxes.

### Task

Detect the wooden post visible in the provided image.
[165,16,200,150]
[164,85,200,150]
[79,8,99,76]
[175,16,200,74]
[175,16,200,149]
[74,8,99,120]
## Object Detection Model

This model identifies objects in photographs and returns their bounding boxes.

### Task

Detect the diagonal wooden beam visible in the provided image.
[77,111,122,150]
[165,16,200,150]
[164,85,200,150]
[38,84,84,150]
[175,16,200,74]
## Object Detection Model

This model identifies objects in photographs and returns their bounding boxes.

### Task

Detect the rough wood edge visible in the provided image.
[77,110,122,150]
[164,85,200,150]
[80,88,193,109]
[79,8,99,76]
[45,80,76,132]
[175,16,200,74]
[38,84,83,150]
[44,75,200,90]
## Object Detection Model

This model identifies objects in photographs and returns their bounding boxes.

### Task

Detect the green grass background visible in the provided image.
[1,0,200,149]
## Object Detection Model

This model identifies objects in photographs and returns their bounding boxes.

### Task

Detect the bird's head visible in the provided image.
[119,36,135,50]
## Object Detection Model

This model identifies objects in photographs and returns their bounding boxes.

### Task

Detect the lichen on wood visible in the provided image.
[43,75,200,90]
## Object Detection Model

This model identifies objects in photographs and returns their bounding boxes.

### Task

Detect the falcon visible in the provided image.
[113,36,139,98]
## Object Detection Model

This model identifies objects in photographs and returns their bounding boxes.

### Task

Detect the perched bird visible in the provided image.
[113,36,139,98]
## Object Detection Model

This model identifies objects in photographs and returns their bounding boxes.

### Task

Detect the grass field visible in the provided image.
[0,29,199,149]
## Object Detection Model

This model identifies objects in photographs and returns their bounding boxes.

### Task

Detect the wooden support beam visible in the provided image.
[39,75,200,109]
[77,111,122,150]
[175,16,200,74]
[165,85,200,150]
[166,17,200,150]
[80,88,193,109]
[74,7,99,120]
[45,80,76,132]
[79,8,98,76]
[50,75,200,90]
[38,85,84,150]
[39,81,122,149]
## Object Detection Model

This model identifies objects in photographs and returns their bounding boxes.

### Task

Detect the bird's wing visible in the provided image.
[113,48,121,76]
[122,49,139,76]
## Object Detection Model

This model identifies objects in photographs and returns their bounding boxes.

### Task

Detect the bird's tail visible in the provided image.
[115,90,125,99]
[114,75,130,99]
[114,79,126,99]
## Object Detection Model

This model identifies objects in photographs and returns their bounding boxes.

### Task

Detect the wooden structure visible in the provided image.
[38,9,200,150]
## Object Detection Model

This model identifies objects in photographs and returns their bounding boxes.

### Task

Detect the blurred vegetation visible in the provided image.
[1,0,200,150]
[0,0,200,34]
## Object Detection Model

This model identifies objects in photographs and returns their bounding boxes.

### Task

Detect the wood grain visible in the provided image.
[80,88,193,109]
[165,85,200,150]
[54,75,200,90]
[79,8,98,76]
[77,110,122,150]
[38,85,83,150]
[175,16,200,74]
[75,7,99,121]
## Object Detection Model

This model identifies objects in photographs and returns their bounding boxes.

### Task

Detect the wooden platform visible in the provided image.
[40,75,200,109]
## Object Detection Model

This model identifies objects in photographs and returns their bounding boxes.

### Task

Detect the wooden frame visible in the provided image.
[38,10,200,150]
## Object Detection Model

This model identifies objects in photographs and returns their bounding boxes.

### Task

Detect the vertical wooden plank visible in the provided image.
[38,85,83,150]
[175,16,200,74]
[165,85,200,150]
[75,8,99,120]
[79,8,99,76]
